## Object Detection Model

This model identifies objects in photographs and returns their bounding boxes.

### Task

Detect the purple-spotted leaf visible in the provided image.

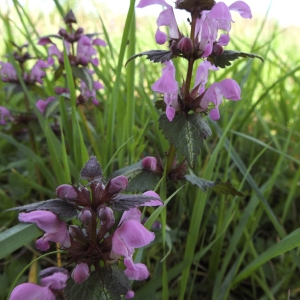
[111,193,161,211]
[185,175,243,196]
[80,156,102,182]
[125,50,173,66]
[159,113,211,169]
[5,199,77,218]
[208,50,264,68]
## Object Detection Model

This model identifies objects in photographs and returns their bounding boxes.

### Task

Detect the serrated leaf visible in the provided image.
[127,169,161,192]
[159,114,211,169]
[64,272,107,300]
[185,175,244,196]
[108,162,143,180]
[209,50,264,68]
[71,65,93,91]
[184,175,215,192]
[100,265,131,299]
[125,50,173,66]
[80,156,102,182]
[5,199,77,218]
[111,193,161,211]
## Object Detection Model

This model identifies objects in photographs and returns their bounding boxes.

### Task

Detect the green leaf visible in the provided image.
[185,175,244,196]
[233,228,300,286]
[71,65,93,91]
[54,64,64,81]
[126,170,161,192]
[0,224,42,259]
[208,50,264,68]
[109,161,143,179]
[159,114,211,169]
[125,50,173,66]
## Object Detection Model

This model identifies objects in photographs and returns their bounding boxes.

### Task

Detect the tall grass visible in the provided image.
[0,1,300,299]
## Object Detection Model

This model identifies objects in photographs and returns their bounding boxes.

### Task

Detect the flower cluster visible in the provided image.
[10,157,163,299]
[137,0,252,121]
[38,10,106,106]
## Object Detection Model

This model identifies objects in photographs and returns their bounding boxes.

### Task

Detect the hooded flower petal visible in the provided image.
[142,191,163,206]
[124,257,150,280]
[10,283,55,300]
[201,78,241,120]
[19,210,71,250]
[228,1,252,18]
[112,208,155,257]
[40,272,69,290]
[36,97,56,114]
[29,60,49,84]
[0,106,13,125]
[136,0,171,9]
[156,7,180,40]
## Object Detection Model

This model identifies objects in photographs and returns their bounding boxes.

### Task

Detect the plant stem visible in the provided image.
[166,144,176,175]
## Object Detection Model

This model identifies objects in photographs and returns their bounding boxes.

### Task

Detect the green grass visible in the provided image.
[0,1,300,299]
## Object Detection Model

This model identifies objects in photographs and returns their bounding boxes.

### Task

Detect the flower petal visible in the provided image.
[124,257,150,280]
[229,1,252,18]
[10,283,55,300]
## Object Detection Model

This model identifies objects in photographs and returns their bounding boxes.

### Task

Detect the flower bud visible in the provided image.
[212,43,224,56]
[106,176,128,194]
[142,156,157,171]
[56,184,78,200]
[71,263,90,284]
[178,37,193,53]
[125,291,135,299]
[98,207,115,229]
[58,28,68,38]
[78,208,92,225]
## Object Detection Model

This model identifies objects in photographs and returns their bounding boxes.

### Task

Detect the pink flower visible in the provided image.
[142,191,163,207]
[111,208,155,258]
[142,156,157,171]
[27,60,49,84]
[0,62,17,82]
[80,79,104,106]
[152,61,179,121]
[10,269,68,300]
[124,256,150,280]
[9,283,55,300]
[19,210,71,251]
[106,175,128,194]
[0,106,13,125]
[201,78,241,120]
[36,97,56,114]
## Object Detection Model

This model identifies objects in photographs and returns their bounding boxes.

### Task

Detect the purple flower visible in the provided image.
[124,256,150,280]
[36,97,56,114]
[201,78,241,120]
[0,62,17,82]
[111,208,155,258]
[71,263,90,284]
[80,78,104,105]
[19,210,71,251]
[10,269,68,300]
[142,191,163,207]
[9,283,55,300]
[152,61,179,121]
[137,0,179,45]
[98,207,115,229]
[0,106,13,125]
[27,60,49,84]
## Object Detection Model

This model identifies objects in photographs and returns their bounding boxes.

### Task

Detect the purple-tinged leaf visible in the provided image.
[5,199,77,218]
[80,156,102,182]
[111,194,162,211]
[208,50,264,68]
[125,50,173,66]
